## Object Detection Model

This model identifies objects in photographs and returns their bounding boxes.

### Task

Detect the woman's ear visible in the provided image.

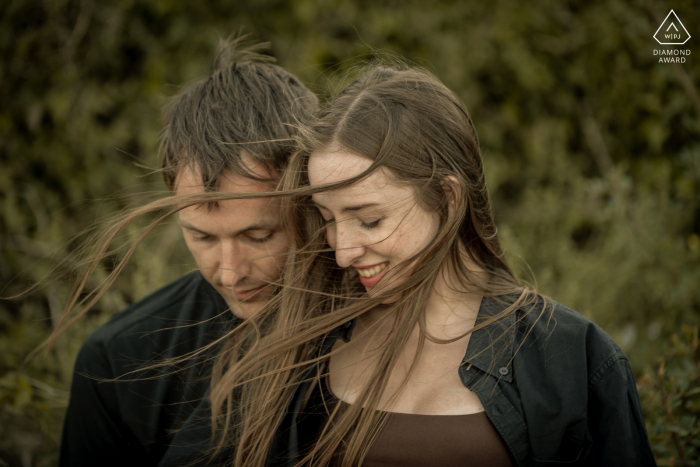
[440,176,462,213]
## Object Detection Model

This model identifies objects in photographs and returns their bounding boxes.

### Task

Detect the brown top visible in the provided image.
[317,381,514,467]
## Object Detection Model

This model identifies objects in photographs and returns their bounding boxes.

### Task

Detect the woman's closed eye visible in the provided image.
[314,203,380,230]
[321,216,380,230]
[360,219,381,230]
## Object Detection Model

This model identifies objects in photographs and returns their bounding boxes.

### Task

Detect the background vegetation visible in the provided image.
[1,0,698,465]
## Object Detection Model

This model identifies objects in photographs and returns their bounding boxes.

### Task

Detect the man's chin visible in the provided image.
[221,294,265,320]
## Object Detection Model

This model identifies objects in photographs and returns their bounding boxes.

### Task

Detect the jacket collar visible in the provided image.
[461,296,516,383]
[324,296,516,382]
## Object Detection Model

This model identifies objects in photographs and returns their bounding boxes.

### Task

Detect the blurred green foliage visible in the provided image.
[640,325,700,466]
[0,0,698,465]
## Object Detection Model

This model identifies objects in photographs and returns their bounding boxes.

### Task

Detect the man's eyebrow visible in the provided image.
[312,201,380,213]
[179,219,279,236]
[178,220,208,235]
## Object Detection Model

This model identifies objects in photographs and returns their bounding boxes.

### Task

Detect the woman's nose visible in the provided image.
[332,223,366,268]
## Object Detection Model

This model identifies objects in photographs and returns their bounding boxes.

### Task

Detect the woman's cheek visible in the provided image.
[325,225,337,250]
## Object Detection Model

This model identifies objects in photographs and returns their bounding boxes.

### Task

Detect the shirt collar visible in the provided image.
[320,318,356,356]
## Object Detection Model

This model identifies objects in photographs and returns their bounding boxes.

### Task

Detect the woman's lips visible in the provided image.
[234,284,267,301]
[354,262,389,288]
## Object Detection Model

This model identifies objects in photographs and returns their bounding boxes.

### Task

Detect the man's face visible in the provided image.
[175,159,289,319]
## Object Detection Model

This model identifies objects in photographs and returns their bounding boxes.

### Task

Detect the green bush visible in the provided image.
[1,0,698,464]
[639,325,700,467]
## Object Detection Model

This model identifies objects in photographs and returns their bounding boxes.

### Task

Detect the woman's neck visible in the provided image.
[357,251,489,340]
[422,262,486,340]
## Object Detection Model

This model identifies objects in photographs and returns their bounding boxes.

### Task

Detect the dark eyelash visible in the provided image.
[361,219,381,230]
[319,217,378,229]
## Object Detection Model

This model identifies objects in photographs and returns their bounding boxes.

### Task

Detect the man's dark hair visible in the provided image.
[160,36,318,191]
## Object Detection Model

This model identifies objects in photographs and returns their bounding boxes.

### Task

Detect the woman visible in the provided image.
[160,63,655,467]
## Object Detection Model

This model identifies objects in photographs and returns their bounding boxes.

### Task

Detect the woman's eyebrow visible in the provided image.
[342,203,379,213]
[312,201,379,213]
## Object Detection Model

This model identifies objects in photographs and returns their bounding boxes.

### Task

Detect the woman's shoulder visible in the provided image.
[506,295,627,378]
[481,300,654,465]
[520,296,620,345]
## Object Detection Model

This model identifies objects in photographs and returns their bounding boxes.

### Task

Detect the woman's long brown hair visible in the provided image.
[207,63,548,466]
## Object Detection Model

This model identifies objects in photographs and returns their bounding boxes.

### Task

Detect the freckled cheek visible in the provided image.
[390,223,427,259]
[325,225,338,250]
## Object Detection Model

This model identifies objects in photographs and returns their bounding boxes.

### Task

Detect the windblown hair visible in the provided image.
[208,63,544,466]
[37,36,318,353]
[160,35,318,190]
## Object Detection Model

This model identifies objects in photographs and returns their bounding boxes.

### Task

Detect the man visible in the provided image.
[59,37,317,466]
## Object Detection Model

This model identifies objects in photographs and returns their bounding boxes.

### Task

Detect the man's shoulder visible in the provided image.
[64,272,235,465]
[79,272,232,363]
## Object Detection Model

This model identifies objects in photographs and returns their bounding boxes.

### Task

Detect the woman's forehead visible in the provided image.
[307,147,373,186]
[308,152,414,209]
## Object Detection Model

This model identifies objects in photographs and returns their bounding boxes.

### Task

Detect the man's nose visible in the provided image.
[332,223,366,268]
[219,242,251,287]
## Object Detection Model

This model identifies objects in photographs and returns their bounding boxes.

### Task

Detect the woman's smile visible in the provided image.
[354,262,389,287]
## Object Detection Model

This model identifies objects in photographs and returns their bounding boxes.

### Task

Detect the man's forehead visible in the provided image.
[173,148,281,191]
[174,165,280,195]
[177,187,283,235]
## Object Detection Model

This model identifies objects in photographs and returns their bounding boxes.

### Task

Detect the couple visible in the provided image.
[60,38,655,466]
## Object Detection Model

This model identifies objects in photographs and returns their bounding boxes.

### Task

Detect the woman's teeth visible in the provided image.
[357,263,388,278]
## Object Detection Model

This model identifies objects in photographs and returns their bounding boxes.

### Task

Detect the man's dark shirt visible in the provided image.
[160,296,656,467]
[60,272,237,467]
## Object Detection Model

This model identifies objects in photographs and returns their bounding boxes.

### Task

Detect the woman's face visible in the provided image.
[308,147,440,297]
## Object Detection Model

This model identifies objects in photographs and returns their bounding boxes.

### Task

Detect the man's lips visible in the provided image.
[233,284,268,301]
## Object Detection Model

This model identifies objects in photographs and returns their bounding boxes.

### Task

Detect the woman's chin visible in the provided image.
[365,282,402,304]
[380,294,402,305]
